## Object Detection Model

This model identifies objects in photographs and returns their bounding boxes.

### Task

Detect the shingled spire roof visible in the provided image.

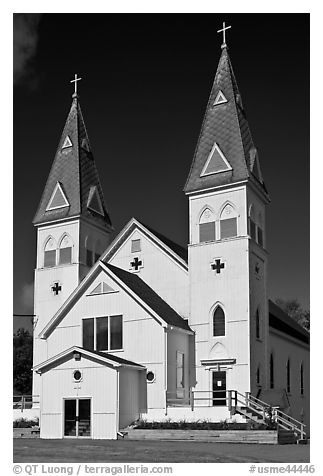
[184,45,268,197]
[33,93,112,230]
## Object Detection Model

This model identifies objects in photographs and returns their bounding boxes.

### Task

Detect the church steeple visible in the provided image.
[184,41,268,198]
[33,89,112,231]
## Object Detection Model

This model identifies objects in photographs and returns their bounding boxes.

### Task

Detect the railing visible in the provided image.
[13,395,40,411]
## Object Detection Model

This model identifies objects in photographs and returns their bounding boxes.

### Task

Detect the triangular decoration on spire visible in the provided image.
[213,90,227,106]
[81,138,90,152]
[87,186,104,216]
[201,142,232,177]
[46,182,69,211]
[62,135,73,149]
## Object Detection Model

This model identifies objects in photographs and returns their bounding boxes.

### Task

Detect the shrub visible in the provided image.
[13,417,39,428]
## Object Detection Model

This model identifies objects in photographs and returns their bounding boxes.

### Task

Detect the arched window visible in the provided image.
[257,213,264,247]
[85,236,94,267]
[94,239,101,263]
[199,208,215,242]
[286,359,291,393]
[256,308,260,339]
[249,205,257,241]
[213,306,225,337]
[256,365,261,386]
[220,203,237,239]
[270,353,274,389]
[44,237,56,268]
[300,363,304,395]
[58,234,73,265]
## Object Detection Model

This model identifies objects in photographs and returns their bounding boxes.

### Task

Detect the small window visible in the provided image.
[256,309,260,339]
[287,359,291,393]
[300,363,304,395]
[59,235,73,265]
[146,371,155,383]
[73,370,82,382]
[85,236,94,267]
[96,317,109,351]
[44,238,56,268]
[110,315,123,350]
[213,306,225,337]
[258,227,264,247]
[250,219,257,240]
[86,249,93,267]
[199,208,215,242]
[256,365,261,385]
[82,316,123,352]
[270,353,274,389]
[131,239,141,253]
[220,204,237,239]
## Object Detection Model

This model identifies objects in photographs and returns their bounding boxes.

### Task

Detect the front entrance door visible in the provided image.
[64,398,91,437]
[212,371,226,406]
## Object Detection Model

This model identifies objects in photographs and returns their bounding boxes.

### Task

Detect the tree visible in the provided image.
[275,298,310,331]
[13,328,33,394]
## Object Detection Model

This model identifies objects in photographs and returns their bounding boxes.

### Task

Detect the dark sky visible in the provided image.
[13,13,309,333]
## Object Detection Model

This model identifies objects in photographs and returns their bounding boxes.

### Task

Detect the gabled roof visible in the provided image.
[33,94,112,230]
[102,217,188,269]
[184,46,268,198]
[39,260,192,338]
[104,263,191,332]
[33,346,145,373]
[268,300,309,345]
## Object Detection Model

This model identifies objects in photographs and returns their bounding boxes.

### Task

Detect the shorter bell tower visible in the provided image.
[32,77,113,400]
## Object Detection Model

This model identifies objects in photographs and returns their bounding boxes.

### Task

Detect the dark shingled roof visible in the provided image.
[141,222,188,263]
[104,263,191,332]
[77,347,144,367]
[269,300,309,345]
[33,95,112,229]
[184,46,268,196]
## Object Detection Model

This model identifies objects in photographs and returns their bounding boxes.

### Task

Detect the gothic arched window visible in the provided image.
[249,205,257,241]
[94,239,101,263]
[213,306,225,337]
[286,359,291,393]
[199,208,215,243]
[257,213,264,247]
[85,236,94,267]
[59,234,73,265]
[44,237,57,268]
[256,365,261,386]
[256,308,260,339]
[270,353,274,389]
[220,203,237,239]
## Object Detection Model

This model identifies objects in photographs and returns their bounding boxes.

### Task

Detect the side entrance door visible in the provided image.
[212,371,226,406]
[64,398,91,437]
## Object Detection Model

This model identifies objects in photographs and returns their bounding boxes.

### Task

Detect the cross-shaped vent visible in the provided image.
[211,259,225,274]
[130,257,143,271]
[51,282,62,295]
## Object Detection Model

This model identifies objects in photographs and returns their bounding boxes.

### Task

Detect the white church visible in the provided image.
[30,29,310,440]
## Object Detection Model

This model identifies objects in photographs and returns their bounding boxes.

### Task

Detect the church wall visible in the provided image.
[268,329,310,433]
[46,269,166,411]
[39,355,118,439]
[108,228,189,318]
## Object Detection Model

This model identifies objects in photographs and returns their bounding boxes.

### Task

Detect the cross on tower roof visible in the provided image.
[70,73,82,97]
[217,21,231,49]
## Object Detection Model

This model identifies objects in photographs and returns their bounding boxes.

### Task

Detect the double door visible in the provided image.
[64,398,91,437]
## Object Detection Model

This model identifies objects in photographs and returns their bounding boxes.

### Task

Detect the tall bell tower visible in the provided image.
[32,77,113,400]
[184,25,270,405]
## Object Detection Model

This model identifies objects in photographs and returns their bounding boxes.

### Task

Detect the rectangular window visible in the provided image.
[96,317,109,351]
[110,315,123,350]
[199,222,215,242]
[176,351,185,398]
[83,318,94,350]
[257,228,264,247]
[131,239,141,253]
[82,316,123,352]
[59,247,72,265]
[220,218,237,239]
[44,250,56,268]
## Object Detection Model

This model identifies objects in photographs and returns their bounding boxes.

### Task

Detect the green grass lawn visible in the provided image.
[13,438,310,463]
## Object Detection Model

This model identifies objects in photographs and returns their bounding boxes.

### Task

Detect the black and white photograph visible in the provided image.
[12,11,311,467]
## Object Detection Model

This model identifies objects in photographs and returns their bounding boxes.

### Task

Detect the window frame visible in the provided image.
[131,239,141,253]
[82,315,123,352]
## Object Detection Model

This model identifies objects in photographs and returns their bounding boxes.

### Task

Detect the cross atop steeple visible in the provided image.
[70,73,82,97]
[217,21,231,49]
